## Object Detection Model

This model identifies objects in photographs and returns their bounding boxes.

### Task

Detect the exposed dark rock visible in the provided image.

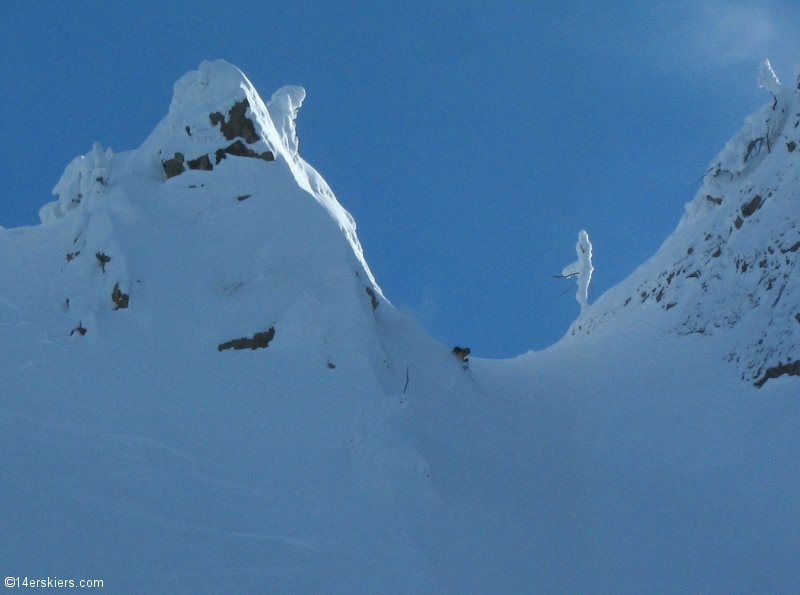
[209,99,259,144]
[162,153,186,179]
[754,359,800,387]
[70,322,87,336]
[237,194,252,202]
[187,154,213,171]
[781,241,800,253]
[734,216,743,229]
[711,248,722,258]
[111,283,129,309]
[665,302,677,310]
[741,195,763,217]
[96,252,111,273]
[365,287,378,310]
[218,327,276,351]
[687,247,694,255]
[66,251,80,262]
[327,361,336,369]
[706,195,723,205]
[687,271,701,278]
[214,140,274,165]
[744,138,764,162]
[788,141,796,152]
[185,125,192,136]
[795,313,800,323]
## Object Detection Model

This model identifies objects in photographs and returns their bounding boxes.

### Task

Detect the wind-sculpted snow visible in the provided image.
[568,61,800,387]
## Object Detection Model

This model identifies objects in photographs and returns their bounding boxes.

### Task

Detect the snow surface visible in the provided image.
[1,60,798,594]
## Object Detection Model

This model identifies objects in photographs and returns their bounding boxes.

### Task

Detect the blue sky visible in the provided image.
[2,1,799,357]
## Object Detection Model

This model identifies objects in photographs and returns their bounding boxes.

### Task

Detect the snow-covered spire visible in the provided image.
[758,58,781,95]
[562,230,593,313]
[266,85,305,157]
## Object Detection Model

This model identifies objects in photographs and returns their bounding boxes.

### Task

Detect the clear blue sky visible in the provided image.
[2,1,799,357]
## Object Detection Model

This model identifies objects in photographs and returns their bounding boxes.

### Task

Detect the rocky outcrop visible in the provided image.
[162,152,185,179]
[210,99,260,144]
[218,328,276,351]
[365,287,378,310]
[162,99,273,180]
[754,359,800,387]
[111,283,129,310]
[214,140,273,164]
[187,154,212,171]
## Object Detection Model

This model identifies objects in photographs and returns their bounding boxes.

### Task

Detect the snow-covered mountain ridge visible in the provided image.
[0,60,471,593]
[24,60,385,358]
[570,60,800,387]
[2,60,798,594]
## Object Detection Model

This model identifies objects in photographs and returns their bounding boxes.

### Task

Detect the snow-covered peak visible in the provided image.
[567,60,800,387]
[169,59,252,115]
[25,60,391,361]
[149,60,306,165]
[1,61,469,594]
[39,60,380,295]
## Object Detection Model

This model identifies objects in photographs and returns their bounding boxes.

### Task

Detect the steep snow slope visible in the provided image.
[1,60,798,594]
[569,60,800,388]
[0,60,456,594]
[428,318,799,594]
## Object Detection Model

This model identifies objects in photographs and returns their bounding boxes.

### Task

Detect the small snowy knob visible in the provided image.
[758,58,780,95]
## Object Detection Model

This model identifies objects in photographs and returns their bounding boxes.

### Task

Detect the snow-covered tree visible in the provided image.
[758,58,780,95]
[561,230,593,312]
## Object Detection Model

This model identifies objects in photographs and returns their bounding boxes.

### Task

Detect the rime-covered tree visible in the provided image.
[561,230,593,312]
